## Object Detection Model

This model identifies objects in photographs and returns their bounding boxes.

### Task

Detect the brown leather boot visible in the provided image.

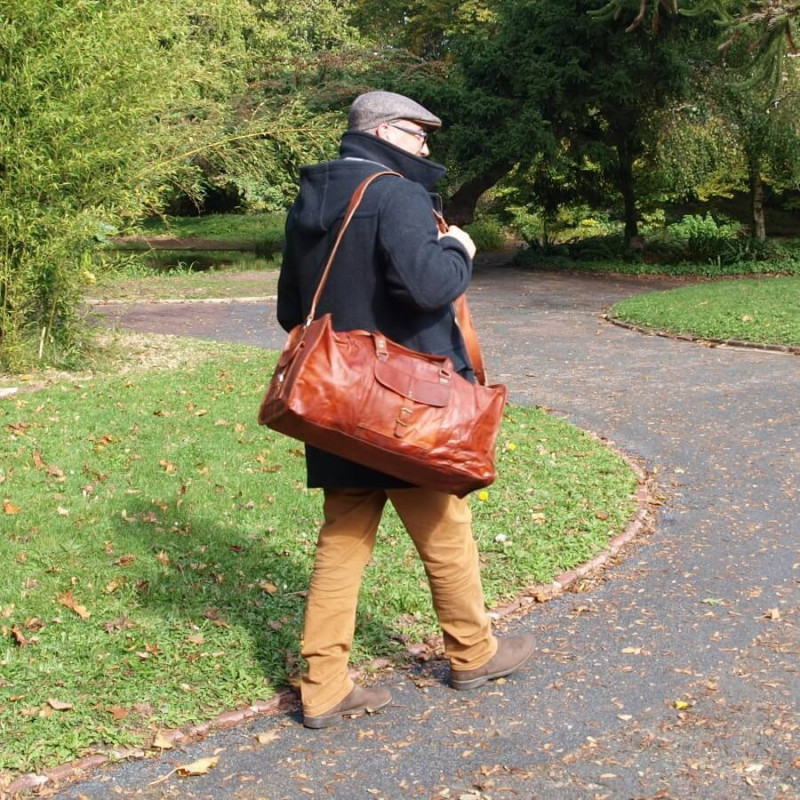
[449,633,535,690]
[303,685,392,729]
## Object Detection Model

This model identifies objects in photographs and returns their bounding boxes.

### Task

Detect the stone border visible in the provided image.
[606,315,800,356]
[486,438,654,620]
[2,444,656,799]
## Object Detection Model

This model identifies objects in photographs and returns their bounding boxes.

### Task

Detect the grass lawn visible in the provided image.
[141,213,285,246]
[0,336,639,775]
[515,253,800,279]
[88,266,280,303]
[610,276,800,347]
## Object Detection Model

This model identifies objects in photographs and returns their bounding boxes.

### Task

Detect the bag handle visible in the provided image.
[307,171,491,386]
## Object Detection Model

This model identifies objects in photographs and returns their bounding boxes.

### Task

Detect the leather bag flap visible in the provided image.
[373,356,452,407]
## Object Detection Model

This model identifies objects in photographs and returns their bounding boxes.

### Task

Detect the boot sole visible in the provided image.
[303,697,391,729]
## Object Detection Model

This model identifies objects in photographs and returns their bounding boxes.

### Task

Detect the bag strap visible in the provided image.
[434,212,490,386]
[306,170,401,324]
[307,171,491,386]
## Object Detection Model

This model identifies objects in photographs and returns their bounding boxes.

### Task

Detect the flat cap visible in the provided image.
[348,90,442,132]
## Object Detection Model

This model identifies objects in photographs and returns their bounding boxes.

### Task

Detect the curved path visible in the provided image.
[61,268,798,799]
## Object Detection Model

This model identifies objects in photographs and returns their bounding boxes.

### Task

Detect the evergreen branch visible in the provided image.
[142,126,321,177]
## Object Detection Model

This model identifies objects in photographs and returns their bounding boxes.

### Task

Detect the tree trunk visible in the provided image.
[616,140,639,245]
[444,163,513,226]
[749,163,766,241]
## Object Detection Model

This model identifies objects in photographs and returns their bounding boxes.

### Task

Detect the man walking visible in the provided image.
[277,90,534,729]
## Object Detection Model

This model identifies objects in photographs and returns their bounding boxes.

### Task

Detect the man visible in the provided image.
[277,90,534,729]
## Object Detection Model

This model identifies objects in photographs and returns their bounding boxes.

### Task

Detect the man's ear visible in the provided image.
[375,123,391,141]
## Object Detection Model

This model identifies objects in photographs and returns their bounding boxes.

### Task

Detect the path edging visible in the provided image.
[606,315,800,356]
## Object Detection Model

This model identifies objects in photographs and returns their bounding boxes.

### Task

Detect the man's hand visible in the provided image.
[439,225,476,259]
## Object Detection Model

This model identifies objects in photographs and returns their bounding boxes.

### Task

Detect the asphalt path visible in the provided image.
[56,267,799,799]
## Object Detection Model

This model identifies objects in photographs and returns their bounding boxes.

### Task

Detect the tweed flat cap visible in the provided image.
[348,90,442,132]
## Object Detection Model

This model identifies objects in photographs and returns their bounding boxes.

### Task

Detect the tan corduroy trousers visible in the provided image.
[300,487,498,717]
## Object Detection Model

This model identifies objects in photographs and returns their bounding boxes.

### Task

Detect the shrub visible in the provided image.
[465,218,508,251]
[666,213,743,263]
[0,0,259,370]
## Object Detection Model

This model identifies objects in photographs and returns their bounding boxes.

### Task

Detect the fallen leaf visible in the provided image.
[56,506,69,516]
[107,706,129,720]
[33,450,46,469]
[159,459,177,474]
[177,756,219,776]
[621,647,642,655]
[3,500,21,515]
[104,616,135,633]
[47,464,66,481]
[48,699,74,711]
[673,699,692,710]
[152,732,175,750]
[259,581,278,594]
[11,626,34,647]
[186,633,205,645]
[764,608,781,621]
[256,729,281,745]
[58,590,91,620]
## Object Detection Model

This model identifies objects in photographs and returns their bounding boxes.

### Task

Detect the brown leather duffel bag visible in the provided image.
[258,172,506,497]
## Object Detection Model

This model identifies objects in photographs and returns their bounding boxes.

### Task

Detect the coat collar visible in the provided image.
[339,131,447,190]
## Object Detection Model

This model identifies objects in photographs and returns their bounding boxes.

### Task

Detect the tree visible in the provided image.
[448,0,706,243]
[0,0,356,367]
[0,0,256,366]
[716,36,800,238]
[164,0,360,215]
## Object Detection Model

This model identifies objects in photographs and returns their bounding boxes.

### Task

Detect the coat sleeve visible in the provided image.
[376,180,472,311]
[276,221,303,333]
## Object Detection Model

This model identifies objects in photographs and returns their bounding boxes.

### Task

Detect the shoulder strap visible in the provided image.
[434,212,490,386]
[453,295,489,386]
[306,170,401,324]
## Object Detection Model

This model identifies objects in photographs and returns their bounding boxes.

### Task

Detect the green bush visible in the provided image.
[666,213,743,263]
[465,218,508,251]
[0,0,258,369]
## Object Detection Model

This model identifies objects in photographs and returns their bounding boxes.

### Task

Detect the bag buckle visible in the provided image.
[394,405,413,437]
[374,334,389,361]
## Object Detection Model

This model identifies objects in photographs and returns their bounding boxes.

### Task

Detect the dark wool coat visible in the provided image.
[277,131,474,489]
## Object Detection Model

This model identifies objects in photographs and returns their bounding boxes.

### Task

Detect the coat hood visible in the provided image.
[289,132,447,236]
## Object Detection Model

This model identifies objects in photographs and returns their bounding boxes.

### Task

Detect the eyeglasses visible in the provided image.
[389,123,432,145]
